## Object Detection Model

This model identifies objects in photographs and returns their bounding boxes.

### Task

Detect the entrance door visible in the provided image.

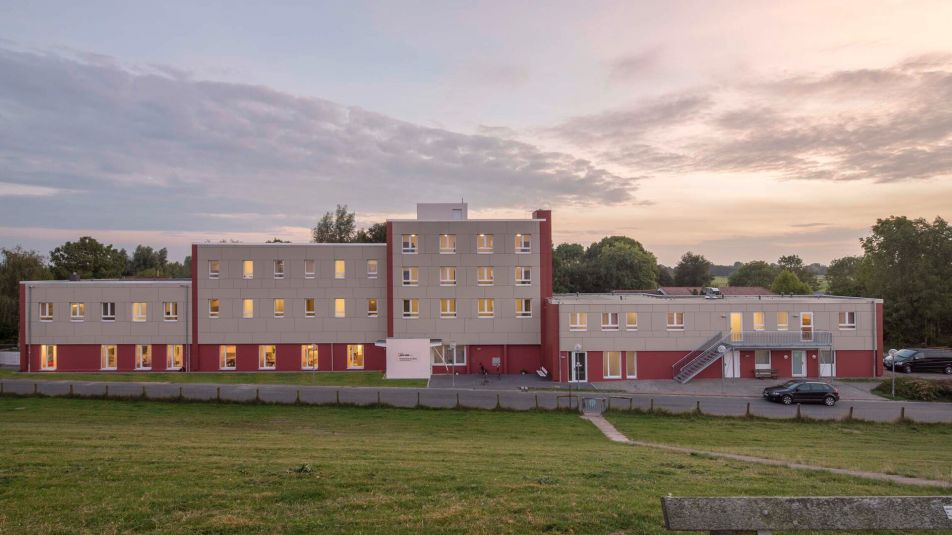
[723,350,741,378]
[729,312,743,342]
[569,351,587,382]
[792,350,807,377]
[819,350,836,377]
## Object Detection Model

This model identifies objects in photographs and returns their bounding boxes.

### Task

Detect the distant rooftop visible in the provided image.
[551,292,880,305]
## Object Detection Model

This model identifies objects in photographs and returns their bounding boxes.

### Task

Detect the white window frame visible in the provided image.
[440,298,457,319]
[135,344,152,370]
[208,260,220,279]
[258,345,277,370]
[477,266,494,286]
[838,311,856,330]
[515,266,531,286]
[439,266,457,286]
[777,311,789,331]
[167,344,184,370]
[666,311,685,331]
[301,344,319,370]
[304,259,316,279]
[569,312,588,331]
[132,302,148,322]
[626,312,638,331]
[431,344,467,366]
[273,259,285,279]
[305,298,316,318]
[367,260,378,279]
[476,233,494,254]
[346,344,364,369]
[242,299,254,319]
[219,345,237,370]
[163,301,178,322]
[242,260,254,279]
[601,312,619,331]
[403,298,420,319]
[477,298,495,318]
[334,260,346,279]
[368,298,378,318]
[273,298,285,318]
[70,302,85,322]
[402,267,419,286]
[39,302,53,321]
[101,344,118,370]
[516,298,532,318]
[334,298,346,318]
[439,234,456,254]
[754,349,771,370]
[752,311,765,331]
[626,351,638,379]
[40,344,57,370]
[208,299,220,319]
[101,302,116,322]
[401,234,418,254]
[603,351,622,379]
[514,233,531,254]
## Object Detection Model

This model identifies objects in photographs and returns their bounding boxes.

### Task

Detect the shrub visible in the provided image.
[874,377,952,401]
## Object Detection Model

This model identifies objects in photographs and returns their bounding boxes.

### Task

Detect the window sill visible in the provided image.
[440,315,457,319]
[477,315,495,319]
[666,327,685,331]
[164,318,178,322]
[626,328,638,332]
[102,318,116,322]
[569,327,587,331]
[601,327,619,331]
[70,319,85,322]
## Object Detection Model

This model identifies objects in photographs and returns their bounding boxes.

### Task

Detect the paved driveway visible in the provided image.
[593,378,886,401]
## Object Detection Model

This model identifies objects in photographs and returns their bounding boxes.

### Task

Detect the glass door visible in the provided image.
[570,351,587,382]
[792,350,807,377]
[729,312,743,342]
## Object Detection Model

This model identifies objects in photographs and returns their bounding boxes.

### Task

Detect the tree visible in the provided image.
[312,204,357,243]
[128,245,168,276]
[777,254,819,291]
[770,270,812,294]
[673,251,713,287]
[0,247,52,343]
[266,237,290,243]
[581,236,659,292]
[728,260,778,287]
[49,237,127,279]
[826,256,866,296]
[354,223,387,243]
[657,265,675,286]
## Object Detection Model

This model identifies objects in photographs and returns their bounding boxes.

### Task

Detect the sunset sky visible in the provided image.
[1,1,950,265]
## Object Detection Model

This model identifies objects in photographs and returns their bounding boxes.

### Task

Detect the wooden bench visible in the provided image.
[754,368,778,379]
[661,496,952,534]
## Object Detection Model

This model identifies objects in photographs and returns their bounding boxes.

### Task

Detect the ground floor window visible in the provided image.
[259,345,277,369]
[301,344,318,370]
[626,351,637,379]
[220,345,237,370]
[603,351,622,379]
[101,345,117,370]
[431,344,466,366]
[40,344,57,370]
[167,344,184,370]
[754,349,771,370]
[135,345,152,370]
[347,344,364,369]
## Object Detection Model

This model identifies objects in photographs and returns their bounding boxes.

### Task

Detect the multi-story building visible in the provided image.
[18,203,883,382]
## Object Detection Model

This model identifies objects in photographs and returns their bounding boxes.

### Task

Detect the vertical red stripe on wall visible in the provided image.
[190,243,199,372]
[385,221,394,338]
[875,302,884,377]
[18,283,27,371]
[533,209,555,380]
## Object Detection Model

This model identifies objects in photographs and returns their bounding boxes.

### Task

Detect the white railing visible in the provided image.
[729,330,832,348]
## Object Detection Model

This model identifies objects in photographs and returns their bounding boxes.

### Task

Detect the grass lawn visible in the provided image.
[0,398,946,534]
[0,369,427,388]
[606,411,952,483]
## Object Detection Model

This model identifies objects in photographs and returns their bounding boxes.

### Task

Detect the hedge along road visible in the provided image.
[1,379,951,423]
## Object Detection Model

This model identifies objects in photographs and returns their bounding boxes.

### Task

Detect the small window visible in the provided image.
[402,267,419,286]
[432,344,466,366]
[242,260,254,279]
[601,312,619,331]
[209,299,220,318]
[440,298,457,319]
[334,298,346,318]
[401,234,418,254]
[304,259,316,279]
[440,266,457,286]
[258,345,277,369]
[838,311,856,329]
[39,302,53,321]
[514,233,531,253]
[273,298,285,318]
[101,345,118,370]
[403,298,419,319]
[755,349,771,369]
[439,234,456,254]
[301,344,319,370]
[305,298,316,318]
[347,344,364,369]
[516,298,532,318]
[626,351,638,379]
[334,260,346,279]
[477,266,494,286]
[135,344,152,370]
[603,351,622,379]
[626,312,638,331]
[167,345,184,370]
[208,260,220,279]
[163,302,178,321]
[753,312,765,331]
[477,298,495,318]
[476,233,494,253]
[273,259,285,279]
[666,312,685,331]
[569,312,588,331]
[40,345,57,370]
[367,260,379,278]
[515,267,531,285]
[70,302,85,321]
[101,302,116,321]
[368,298,378,318]
[219,345,237,370]
[777,312,789,331]
[242,299,254,319]
[132,302,148,322]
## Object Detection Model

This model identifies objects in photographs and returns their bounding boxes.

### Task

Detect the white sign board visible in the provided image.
[385,338,432,380]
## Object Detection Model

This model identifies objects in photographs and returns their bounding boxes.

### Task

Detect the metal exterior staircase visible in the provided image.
[673,332,733,384]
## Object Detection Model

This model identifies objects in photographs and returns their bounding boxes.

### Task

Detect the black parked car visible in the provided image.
[763,380,840,406]
[885,348,952,375]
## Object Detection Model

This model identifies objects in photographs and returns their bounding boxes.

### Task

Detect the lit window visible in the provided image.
[477,298,494,318]
[274,259,285,279]
[838,311,856,329]
[368,298,378,318]
[604,351,622,379]
[219,345,237,369]
[431,344,466,366]
[626,312,638,331]
[667,312,685,331]
[753,312,765,331]
[273,298,285,318]
[135,344,152,370]
[440,266,457,286]
[40,345,56,370]
[601,312,619,331]
[402,267,419,286]
[209,299,220,318]
[39,302,53,321]
[101,345,118,370]
[626,351,638,379]
[439,234,457,254]
[514,233,531,253]
[301,344,319,369]
[476,233,494,253]
[367,260,378,278]
[167,345,184,370]
[70,302,85,321]
[403,298,419,319]
[477,266,494,286]
[163,302,178,321]
[242,260,254,279]
[347,344,364,369]
[305,298,316,318]
[516,298,532,318]
[440,298,457,319]
[242,299,254,319]
[258,345,277,369]
[101,302,116,321]
[208,260,220,279]
[515,267,531,285]
[304,259,316,279]
[569,312,588,331]
[777,312,789,331]
[132,302,147,322]
[334,298,346,318]
[335,260,346,279]
[401,234,418,254]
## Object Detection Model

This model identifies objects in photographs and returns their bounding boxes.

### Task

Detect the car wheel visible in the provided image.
[904,365,913,374]
[944,365,952,375]
[824,395,836,406]
[782,395,793,405]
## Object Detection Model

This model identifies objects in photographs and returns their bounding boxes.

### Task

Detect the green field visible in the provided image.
[606,411,952,482]
[0,369,427,388]
[0,397,947,534]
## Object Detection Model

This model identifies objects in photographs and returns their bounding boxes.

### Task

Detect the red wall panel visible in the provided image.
[507,345,541,374]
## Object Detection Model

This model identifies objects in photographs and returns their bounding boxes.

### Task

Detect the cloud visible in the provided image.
[0,182,70,197]
[608,48,663,81]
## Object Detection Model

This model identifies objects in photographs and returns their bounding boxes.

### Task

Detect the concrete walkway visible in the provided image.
[581,414,952,489]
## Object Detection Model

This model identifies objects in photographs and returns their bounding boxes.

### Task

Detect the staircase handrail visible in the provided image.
[672,331,728,374]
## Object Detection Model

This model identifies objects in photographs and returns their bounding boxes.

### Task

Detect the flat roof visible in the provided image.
[192,242,386,247]
[386,218,545,223]
[550,293,882,305]
[22,279,191,286]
